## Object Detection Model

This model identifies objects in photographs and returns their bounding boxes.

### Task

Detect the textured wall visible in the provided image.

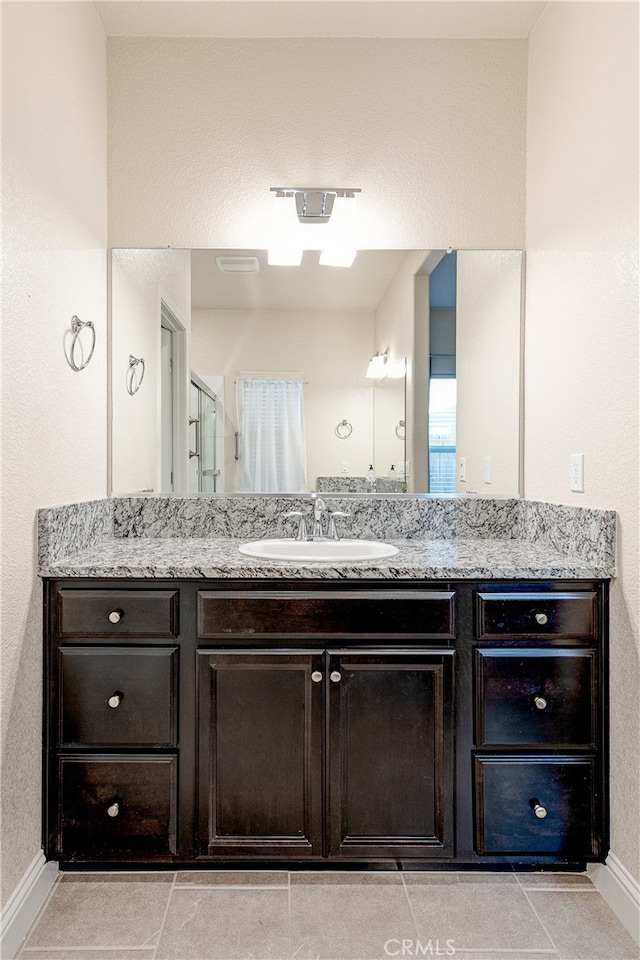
[111,248,191,495]
[107,37,527,250]
[1,2,108,907]
[456,250,522,496]
[525,2,639,881]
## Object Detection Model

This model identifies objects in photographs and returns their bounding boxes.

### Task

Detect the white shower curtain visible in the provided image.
[236,376,308,493]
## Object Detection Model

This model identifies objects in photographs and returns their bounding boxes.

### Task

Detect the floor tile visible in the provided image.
[525,890,640,959]
[405,878,554,953]
[404,872,517,885]
[155,887,289,960]
[289,879,417,959]
[19,952,156,959]
[516,872,594,889]
[452,952,559,959]
[22,879,172,951]
[176,870,288,887]
[292,871,402,885]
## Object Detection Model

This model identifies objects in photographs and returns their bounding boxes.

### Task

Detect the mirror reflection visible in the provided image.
[110,248,523,497]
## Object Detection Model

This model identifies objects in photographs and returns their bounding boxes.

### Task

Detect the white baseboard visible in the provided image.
[588,852,640,946]
[0,852,58,960]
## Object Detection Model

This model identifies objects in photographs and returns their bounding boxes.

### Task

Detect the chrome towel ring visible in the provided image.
[126,355,145,395]
[395,419,406,439]
[335,419,353,439]
[68,316,96,372]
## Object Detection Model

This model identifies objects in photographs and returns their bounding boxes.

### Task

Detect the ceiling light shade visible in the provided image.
[319,192,357,268]
[267,192,302,266]
[366,350,389,379]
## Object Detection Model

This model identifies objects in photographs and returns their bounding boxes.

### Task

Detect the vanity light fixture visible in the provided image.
[268,187,360,267]
[366,350,389,379]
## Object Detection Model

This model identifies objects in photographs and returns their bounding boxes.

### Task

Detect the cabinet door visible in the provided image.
[198,651,323,858]
[327,652,454,859]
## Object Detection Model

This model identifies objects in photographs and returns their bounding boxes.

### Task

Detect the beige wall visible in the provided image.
[111,249,191,494]
[1,3,108,906]
[373,251,429,490]
[191,308,375,488]
[456,250,523,496]
[526,2,639,882]
[107,38,527,251]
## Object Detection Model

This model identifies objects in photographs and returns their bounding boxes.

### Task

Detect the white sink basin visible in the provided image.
[238,538,399,562]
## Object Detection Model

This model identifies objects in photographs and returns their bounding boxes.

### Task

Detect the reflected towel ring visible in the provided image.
[395,419,406,439]
[335,419,353,439]
[69,316,96,371]
[126,354,145,395]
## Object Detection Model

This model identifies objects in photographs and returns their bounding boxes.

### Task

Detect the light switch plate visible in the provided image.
[459,457,466,482]
[483,456,492,484]
[570,454,584,492]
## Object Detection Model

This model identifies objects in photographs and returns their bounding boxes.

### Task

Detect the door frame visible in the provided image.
[157,288,189,494]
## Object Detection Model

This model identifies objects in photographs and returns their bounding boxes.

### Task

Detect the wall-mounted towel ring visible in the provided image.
[68,316,96,371]
[126,355,145,395]
[335,419,353,439]
[395,419,406,439]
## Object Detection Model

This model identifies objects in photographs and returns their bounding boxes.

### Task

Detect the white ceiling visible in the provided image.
[191,249,416,311]
[95,1,547,39]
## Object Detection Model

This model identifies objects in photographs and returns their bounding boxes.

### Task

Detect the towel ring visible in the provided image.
[335,419,353,439]
[68,316,96,372]
[395,419,406,439]
[126,355,145,395]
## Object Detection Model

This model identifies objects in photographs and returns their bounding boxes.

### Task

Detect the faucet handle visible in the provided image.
[283,511,309,541]
[328,510,350,540]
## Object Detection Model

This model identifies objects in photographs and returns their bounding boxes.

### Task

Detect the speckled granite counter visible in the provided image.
[38,535,613,580]
[37,495,616,580]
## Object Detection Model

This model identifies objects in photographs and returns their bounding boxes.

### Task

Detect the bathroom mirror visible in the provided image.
[110,248,523,497]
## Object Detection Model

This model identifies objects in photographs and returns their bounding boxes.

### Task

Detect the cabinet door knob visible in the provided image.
[107,692,122,709]
[107,802,120,818]
[534,696,548,710]
[311,671,323,683]
[530,798,548,819]
[330,671,342,683]
[534,612,549,625]
[108,609,123,624]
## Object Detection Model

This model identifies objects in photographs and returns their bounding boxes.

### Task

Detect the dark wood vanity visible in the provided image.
[43,577,608,869]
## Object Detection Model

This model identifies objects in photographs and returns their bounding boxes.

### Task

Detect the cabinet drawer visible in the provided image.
[58,647,178,747]
[476,592,597,642]
[475,649,597,748]
[197,590,455,640]
[55,589,179,639]
[57,756,177,858]
[474,756,597,856]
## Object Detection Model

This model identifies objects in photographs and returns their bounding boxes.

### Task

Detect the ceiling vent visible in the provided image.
[215,256,260,274]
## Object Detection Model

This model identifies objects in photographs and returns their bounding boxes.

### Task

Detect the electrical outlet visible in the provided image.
[483,456,492,484]
[341,460,349,474]
[570,454,584,492]
[458,457,466,482]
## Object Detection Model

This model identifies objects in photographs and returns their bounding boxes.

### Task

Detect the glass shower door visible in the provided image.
[189,373,220,493]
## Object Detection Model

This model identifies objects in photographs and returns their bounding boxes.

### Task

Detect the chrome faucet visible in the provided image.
[285,495,351,541]
[311,493,327,539]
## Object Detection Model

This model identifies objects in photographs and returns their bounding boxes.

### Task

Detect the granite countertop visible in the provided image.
[39,536,612,580]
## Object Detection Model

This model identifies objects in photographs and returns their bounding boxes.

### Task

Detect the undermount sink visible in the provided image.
[238,538,400,562]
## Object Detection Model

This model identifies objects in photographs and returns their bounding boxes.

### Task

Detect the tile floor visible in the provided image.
[16,870,639,960]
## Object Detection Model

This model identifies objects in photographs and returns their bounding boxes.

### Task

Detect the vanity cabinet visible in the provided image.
[197,649,454,860]
[472,590,604,859]
[43,578,608,869]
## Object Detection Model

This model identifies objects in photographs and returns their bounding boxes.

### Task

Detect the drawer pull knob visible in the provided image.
[108,610,123,624]
[330,671,342,683]
[534,612,549,625]
[534,696,548,710]
[311,671,323,683]
[107,802,120,818]
[530,798,548,819]
[107,692,123,709]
